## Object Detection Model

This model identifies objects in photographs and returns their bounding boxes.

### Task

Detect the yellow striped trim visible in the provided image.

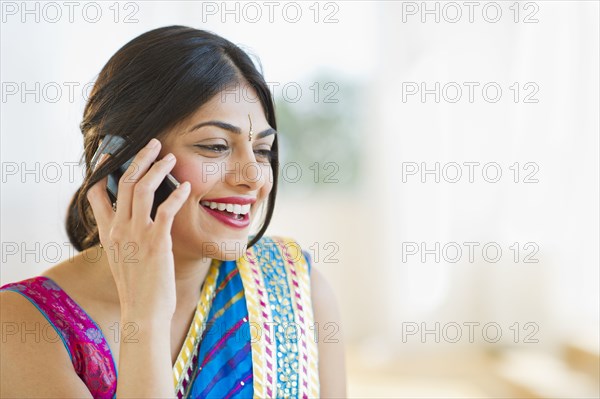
[237,244,278,398]
[173,258,221,395]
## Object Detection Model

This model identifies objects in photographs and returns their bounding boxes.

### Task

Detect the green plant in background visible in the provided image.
[274,75,363,194]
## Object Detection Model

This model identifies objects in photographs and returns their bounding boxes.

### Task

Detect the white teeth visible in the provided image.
[200,201,252,215]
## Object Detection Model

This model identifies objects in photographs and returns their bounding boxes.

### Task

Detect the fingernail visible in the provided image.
[179,181,191,191]
[147,138,159,148]
[163,153,175,161]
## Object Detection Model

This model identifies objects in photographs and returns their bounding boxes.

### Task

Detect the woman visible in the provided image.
[0,26,346,398]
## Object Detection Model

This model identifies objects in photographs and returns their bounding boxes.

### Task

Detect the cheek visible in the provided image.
[260,165,274,196]
[171,160,214,196]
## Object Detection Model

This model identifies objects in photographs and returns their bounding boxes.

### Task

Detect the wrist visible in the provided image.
[117,317,171,347]
[120,313,173,330]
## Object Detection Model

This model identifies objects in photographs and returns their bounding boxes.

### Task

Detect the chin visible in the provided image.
[195,235,249,261]
[171,204,256,260]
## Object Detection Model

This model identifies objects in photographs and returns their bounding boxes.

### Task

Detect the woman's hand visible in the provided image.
[87,138,191,322]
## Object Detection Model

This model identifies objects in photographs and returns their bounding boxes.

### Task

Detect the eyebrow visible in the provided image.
[186,120,277,139]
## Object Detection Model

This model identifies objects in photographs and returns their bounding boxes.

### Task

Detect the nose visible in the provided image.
[222,146,267,190]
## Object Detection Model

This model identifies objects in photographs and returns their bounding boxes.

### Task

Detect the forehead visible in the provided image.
[159,82,273,145]
[188,83,269,127]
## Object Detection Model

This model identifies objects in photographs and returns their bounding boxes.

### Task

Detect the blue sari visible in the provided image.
[174,235,320,398]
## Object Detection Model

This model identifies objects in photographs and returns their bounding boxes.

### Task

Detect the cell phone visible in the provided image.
[90,134,181,220]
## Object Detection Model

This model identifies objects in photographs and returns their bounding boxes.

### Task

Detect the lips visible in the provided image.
[201,201,251,215]
[199,197,256,229]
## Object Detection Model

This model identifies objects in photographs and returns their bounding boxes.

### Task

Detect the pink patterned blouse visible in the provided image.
[1,276,118,398]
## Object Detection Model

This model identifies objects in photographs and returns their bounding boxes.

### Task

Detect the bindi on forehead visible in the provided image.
[248,114,253,141]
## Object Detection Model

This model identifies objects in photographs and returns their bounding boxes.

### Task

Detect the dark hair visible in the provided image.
[66,25,278,252]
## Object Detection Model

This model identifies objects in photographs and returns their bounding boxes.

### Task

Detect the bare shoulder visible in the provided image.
[0,248,101,398]
[310,267,340,313]
[0,289,93,398]
[39,247,115,307]
[309,267,347,398]
[309,266,344,335]
[39,250,88,284]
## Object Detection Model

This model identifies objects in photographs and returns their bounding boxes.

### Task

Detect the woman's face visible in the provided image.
[158,83,275,261]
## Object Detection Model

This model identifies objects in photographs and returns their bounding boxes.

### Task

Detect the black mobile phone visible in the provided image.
[91,134,180,220]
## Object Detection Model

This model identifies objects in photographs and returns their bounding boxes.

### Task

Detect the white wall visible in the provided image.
[1,2,598,356]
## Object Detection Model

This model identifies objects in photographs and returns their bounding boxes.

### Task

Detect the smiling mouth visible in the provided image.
[200,201,250,222]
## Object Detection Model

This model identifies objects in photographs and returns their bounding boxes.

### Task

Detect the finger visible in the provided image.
[87,152,113,227]
[131,152,177,224]
[87,174,113,235]
[153,181,191,233]
[115,138,161,221]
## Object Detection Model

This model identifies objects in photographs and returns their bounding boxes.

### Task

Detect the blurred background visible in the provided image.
[1,1,598,397]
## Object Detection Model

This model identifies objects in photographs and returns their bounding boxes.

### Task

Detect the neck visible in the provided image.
[172,251,214,312]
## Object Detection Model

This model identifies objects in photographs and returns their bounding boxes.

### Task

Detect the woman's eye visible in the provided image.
[194,144,272,161]
[194,144,229,153]
[254,149,274,161]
